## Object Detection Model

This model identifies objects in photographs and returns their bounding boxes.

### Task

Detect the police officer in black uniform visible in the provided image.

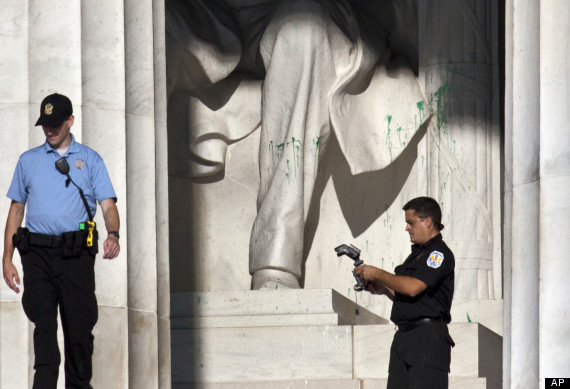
[354,196,455,389]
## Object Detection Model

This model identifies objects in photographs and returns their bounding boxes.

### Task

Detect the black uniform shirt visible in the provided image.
[390,233,455,324]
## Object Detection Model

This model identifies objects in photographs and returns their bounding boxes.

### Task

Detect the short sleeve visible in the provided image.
[6,156,28,204]
[412,250,453,288]
[90,153,117,203]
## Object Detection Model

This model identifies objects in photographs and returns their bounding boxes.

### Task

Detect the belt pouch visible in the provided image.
[13,227,29,254]
[73,230,85,257]
[61,231,80,258]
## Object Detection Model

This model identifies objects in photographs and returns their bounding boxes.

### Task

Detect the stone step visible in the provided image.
[355,323,502,389]
[172,379,360,389]
[172,313,343,329]
[171,377,487,389]
[171,290,502,389]
[171,323,501,388]
[171,325,354,383]
[362,377,488,389]
[171,289,388,327]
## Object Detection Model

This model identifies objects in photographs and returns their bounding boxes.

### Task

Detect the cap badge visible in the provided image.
[45,103,53,115]
[427,250,444,269]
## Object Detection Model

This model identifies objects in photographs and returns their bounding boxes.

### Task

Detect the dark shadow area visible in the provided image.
[334,119,429,236]
[300,119,429,287]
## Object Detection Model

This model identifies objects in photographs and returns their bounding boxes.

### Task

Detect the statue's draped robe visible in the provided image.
[166,0,430,282]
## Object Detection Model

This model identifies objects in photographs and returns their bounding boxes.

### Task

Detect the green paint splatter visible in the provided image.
[287,137,302,173]
[435,82,448,138]
[467,312,472,323]
[313,136,323,176]
[277,142,285,157]
[383,204,391,227]
[386,115,394,162]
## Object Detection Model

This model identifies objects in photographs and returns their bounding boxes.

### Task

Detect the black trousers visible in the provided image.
[387,322,454,389]
[20,245,97,389]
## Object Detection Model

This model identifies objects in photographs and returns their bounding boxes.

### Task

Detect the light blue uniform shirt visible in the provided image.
[7,134,117,236]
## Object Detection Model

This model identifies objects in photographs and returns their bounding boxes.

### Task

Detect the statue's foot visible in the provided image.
[251,269,300,290]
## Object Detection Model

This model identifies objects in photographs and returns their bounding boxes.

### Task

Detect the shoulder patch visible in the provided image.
[427,250,444,269]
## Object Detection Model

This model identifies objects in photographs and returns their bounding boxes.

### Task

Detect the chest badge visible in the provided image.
[75,158,86,170]
[427,250,444,269]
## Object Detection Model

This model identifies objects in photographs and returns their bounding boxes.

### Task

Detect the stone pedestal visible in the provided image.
[171,290,501,388]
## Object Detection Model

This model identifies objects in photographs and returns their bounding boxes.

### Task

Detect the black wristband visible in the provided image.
[108,231,120,239]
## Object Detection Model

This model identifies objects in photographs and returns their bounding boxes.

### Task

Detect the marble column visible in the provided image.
[502,0,514,387]
[0,1,170,388]
[507,0,540,388]
[81,1,129,387]
[538,0,570,381]
[125,0,165,388]
[152,0,172,387]
[0,0,30,369]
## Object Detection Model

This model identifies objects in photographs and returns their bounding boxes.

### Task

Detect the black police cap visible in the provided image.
[35,93,73,127]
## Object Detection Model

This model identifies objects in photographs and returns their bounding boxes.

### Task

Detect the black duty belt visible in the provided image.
[14,227,98,258]
[27,232,63,248]
[396,317,447,332]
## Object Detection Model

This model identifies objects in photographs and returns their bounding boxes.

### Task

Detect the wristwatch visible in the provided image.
[108,231,120,239]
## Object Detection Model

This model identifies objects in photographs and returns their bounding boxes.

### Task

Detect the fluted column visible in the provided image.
[502,0,514,387]
[0,1,169,388]
[152,0,172,387]
[125,0,161,387]
[81,1,129,387]
[539,0,570,381]
[508,0,540,387]
[0,2,31,388]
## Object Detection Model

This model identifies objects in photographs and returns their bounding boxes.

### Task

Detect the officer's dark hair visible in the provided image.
[403,196,444,231]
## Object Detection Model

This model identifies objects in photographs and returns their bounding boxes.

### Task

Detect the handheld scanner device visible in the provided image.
[334,244,365,291]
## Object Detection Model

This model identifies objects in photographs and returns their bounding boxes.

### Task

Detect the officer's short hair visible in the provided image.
[403,197,444,231]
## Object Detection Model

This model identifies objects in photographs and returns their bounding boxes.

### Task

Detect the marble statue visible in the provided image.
[165,0,431,289]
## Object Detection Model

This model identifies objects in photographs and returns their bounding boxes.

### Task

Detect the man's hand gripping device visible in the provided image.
[335,244,366,291]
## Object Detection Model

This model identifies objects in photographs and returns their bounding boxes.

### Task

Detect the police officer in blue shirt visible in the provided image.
[2,93,120,389]
[354,196,455,389]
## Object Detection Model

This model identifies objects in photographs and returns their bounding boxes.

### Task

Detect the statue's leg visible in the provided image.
[250,0,351,289]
